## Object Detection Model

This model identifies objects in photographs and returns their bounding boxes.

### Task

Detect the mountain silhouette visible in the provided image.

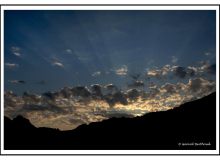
[4,92,216,150]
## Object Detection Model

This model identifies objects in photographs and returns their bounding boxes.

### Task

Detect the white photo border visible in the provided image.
[1,5,219,155]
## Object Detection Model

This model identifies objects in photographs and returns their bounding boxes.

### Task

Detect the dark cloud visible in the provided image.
[42,86,92,101]
[187,66,197,77]
[129,73,141,81]
[42,91,61,101]
[149,83,161,96]
[126,81,145,88]
[21,92,41,104]
[172,66,187,79]
[145,77,151,81]
[91,84,103,95]
[197,61,216,75]
[107,113,135,118]
[161,83,177,94]
[8,80,25,83]
[104,91,128,108]
[127,89,141,101]
[206,63,216,75]
[184,78,216,95]
[72,86,92,98]
[17,80,25,83]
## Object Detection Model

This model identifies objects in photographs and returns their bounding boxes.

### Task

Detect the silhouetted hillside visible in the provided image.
[4,92,216,150]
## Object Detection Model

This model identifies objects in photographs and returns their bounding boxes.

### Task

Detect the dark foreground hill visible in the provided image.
[4,92,216,150]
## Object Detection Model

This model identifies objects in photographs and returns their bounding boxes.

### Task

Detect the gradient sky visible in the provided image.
[4,10,216,130]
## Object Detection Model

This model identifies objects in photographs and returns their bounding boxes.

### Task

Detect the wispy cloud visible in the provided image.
[205,52,211,56]
[13,53,21,57]
[92,71,101,76]
[11,47,20,52]
[66,49,72,54]
[5,63,19,67]
[172,56,178,63]
[8,80,25,83]
[52,62,63,67]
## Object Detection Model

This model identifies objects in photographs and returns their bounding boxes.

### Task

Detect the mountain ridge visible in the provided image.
[4,92,216,150]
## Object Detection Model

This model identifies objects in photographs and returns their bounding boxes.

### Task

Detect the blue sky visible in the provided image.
[4,10,216,130]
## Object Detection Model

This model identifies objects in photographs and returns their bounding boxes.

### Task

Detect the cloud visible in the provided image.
[148,83,161,96]
[104,90,128,108]
[104,84,117,91]
[161,83,177,94]
[129,73,141,80]
[197,61,210,66]
[197,61,216,75]
[91,84,103,96]
[205,64,216,75]
[92,71,101,76]
[172,56,178,63]
[126,81,145,88]
[126,89,141,102]
[5,63,19,67]
[147,70,167,79]
[107,113,135,118]
[13,53,21,56]
[115,65,128,75]
[42,86,92,101]
[205,52,211,55]
[21,92,41,104]
[52,62,63,66]
[11,47,20,52]
[183,78,216,96]
[8,80,25,83]
[66,49,72,53]
[187,66,197,77]
[4,91,18,109]
[4,76,216,130]
[171,66,187,79]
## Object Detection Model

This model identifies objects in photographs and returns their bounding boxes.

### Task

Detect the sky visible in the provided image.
[4,10,216,130]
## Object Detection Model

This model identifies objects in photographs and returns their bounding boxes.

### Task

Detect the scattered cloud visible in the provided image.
[129,73,141,80]
[66,49,72,53]
[161,83,183,94]
[5,63,19,67]
[104,84,117,91]
[13,53,21,56]
[92,71,101,76]
[205,52,211,56]
[171,66,187,79]
[52,62,63,66]
[115,65,128,75]
[172,56,178,63]
[183,78,216,96]
[187,66,197,77]
[126,81,145,88]
[4,77,216,130]
[197,61,216,75]
[11,47,20,52]
[8,80,25,83]
[147,69,167,79]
